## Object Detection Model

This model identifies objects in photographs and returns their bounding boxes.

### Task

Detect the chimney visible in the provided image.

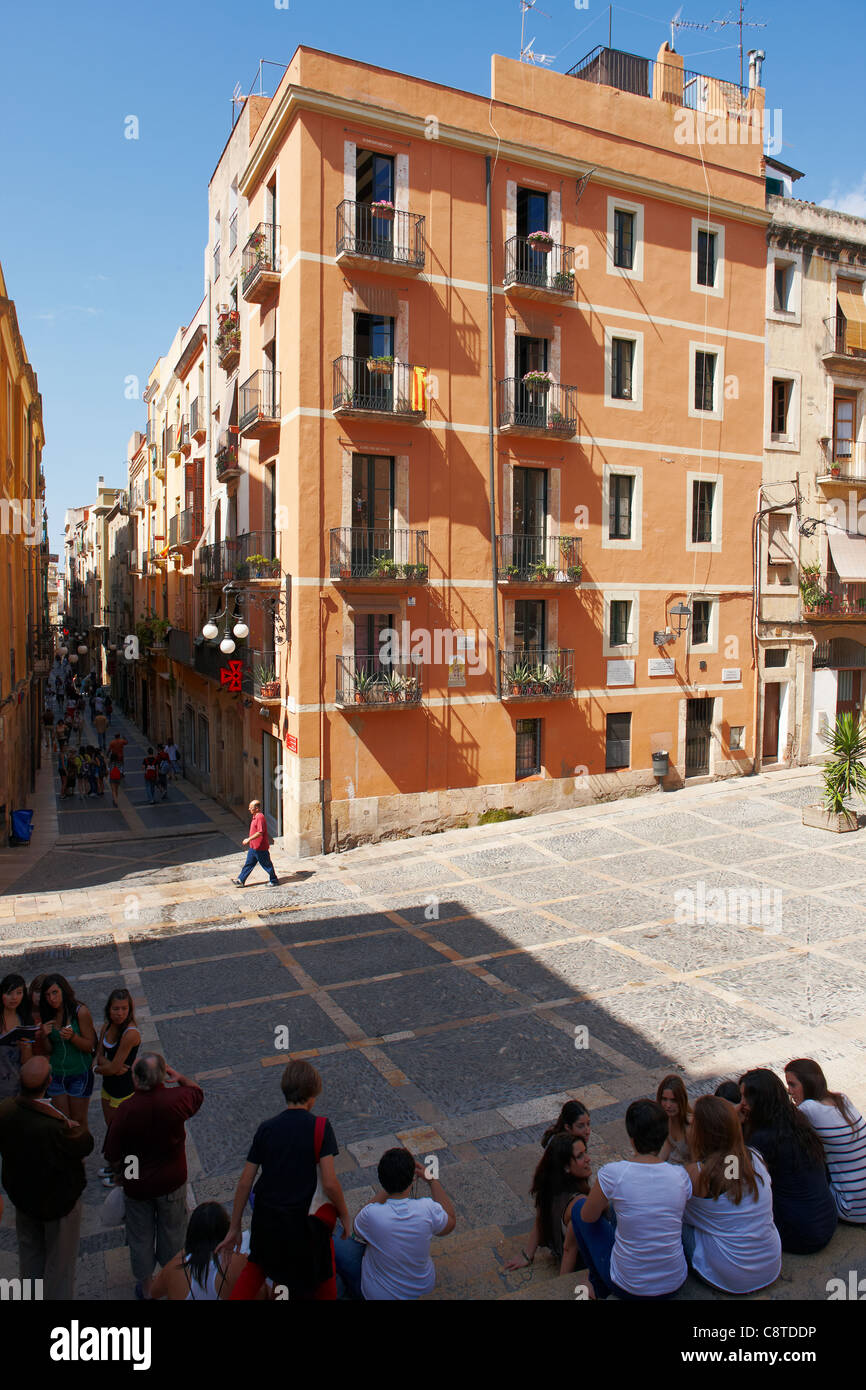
[748,49,765,89]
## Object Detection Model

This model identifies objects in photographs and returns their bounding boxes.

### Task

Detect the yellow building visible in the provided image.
[0,259,49,836]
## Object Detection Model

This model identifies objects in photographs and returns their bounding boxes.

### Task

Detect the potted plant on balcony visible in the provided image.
[799,563,826,612]
[504,564,521,580]
[245,553,275,579]
[414,563,428,581]
[366,355,394,375]
[567,563,583,583]
[552,268,575,293]
[354,669,373,704]
[383,670,403,703]
[246,229,268,270]
[802,713,866,833]
[370,199,396,222]
[371,555,398,579]
[401,563,417,580]
[829,463,842,478]
[150,617,171,648]
[547,664,568,695]
[526,230,555,254]
[531,561,555,582]
[256,665,280,699]
[522,370,554,394]
[506,660,531,696]
[401,674,420,704]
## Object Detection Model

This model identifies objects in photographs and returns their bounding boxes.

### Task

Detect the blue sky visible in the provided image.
[1,0,863,555]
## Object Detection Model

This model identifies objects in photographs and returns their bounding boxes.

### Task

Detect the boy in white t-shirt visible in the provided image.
[334,1147,456,1300]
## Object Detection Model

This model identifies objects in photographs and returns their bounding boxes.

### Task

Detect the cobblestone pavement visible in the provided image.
[2,735,866,1300]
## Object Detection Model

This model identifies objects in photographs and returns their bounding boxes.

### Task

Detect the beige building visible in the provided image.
[759,181,866,766]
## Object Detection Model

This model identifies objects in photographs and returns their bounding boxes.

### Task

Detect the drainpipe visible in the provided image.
[486,155,502,698]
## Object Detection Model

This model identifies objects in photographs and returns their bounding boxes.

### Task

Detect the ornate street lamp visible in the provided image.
[670,602,692,638]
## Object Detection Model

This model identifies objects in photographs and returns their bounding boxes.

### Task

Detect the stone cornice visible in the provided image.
[240,84,769,228]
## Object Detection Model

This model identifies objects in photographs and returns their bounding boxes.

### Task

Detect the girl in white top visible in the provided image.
[150,1203,251,1301]
[683,1095,781,1294]
[785,1058,866,1224]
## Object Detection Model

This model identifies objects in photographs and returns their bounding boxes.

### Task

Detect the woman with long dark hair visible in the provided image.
[657,1074,692,1164]
[94,988,141,1184]
[739,1068,837,1253]
[785,1059,866,1224]
[541,1100,591,1149]
[0,974,36,1099]
[39,974,96,1130]
[505,1134,592,1271]
[151,1202,251,1300]
[682,1096,781,1293]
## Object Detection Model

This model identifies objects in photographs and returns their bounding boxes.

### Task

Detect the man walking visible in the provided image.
[142,748,159,804]
[0,1056,94,1299]
[93,708,109,752]
[165,738,180,780]
[233,799,279,887]
[108,732,127,769]
[155,744,170,801]
[104,1054,203,1299]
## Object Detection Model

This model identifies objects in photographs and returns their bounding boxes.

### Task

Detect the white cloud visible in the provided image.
[820,177,866,218]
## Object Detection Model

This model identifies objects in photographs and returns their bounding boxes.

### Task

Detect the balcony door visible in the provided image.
[512,467,546,572]
[356,149,394,257]
[354,612,395,677]
[515,335,548,426]
[516,187,549,285]
[833,395,855,469]
[515,598,546,661]
[836,668,863,720]
[352,454,394,572]
[354,312,394,411]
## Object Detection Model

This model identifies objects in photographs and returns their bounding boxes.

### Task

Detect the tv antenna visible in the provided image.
[519,1,553,65]
[671,2,766,90]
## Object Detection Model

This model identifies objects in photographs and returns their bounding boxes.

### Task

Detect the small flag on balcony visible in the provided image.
[411,366,428,412]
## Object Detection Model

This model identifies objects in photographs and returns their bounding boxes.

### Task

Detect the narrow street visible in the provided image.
[2,725,866,1298]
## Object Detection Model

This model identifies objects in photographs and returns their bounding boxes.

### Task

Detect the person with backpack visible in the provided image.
[108,755,123,808]
[156,744,170,801]
[142,749,159,804]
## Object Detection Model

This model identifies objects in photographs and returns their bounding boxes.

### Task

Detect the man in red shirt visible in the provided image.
[104,1054,203,1299]
[232,798,280,887]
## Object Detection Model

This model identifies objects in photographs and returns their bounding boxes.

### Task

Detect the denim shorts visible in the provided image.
[47,1069,95,1099]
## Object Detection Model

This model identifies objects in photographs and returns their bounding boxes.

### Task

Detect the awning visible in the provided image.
[837,282,866,352]
[828,528,866,583]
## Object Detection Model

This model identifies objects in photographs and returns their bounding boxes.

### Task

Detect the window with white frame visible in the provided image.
[603,591,640,656]
[606,197,644,279]
[766,370,800,451]
[602,464,643,550]
[609,599,633,647]
[604,327,643,410]
[688,595,717,651]
[689,342,724,421]
[767,249,802,323]
[691,219,725,298]
[686,473,723,552]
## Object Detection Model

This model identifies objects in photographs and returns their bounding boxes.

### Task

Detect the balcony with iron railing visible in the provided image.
[817,439,866,487]
[216,310,240,371]
[241,222,280,302]
[500,648,575,700]
[168,508,197,551]
[567,45,748,111]
[190,397,206,442]
[239,371,280,437]
[179,415,191,455]
[336,655,423,709]
[146,418,159,446]
[498,379,578,437]
[131,476,150,511]
[335,201,425,273]
[496,534,582,585]
[241,649,281,703]
[823,315,866,372]
[332,356,427,422]
[329,528,429,584]
[196,530,280,587]
[216,429,241,481]
[800,571,866,621]
[503,236,575,300]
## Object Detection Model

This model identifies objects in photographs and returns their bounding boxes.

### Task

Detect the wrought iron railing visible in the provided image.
[336,655,423,707]
[216,310,240,364]
[239,371,280,430]
[504,236,575,294]
[567,45,748,110]
[241,649,279,698]
[498,379,577,435]
[332,356,425,415]
[500,648,575,699]
[824,314,866,361]
[190,397,204,437]
[196,530,279,586]
[242,222,280,294]
[336,200,425,268]
[496,534,582,581]
[329,528,429,581]
[216,429,240,479]
[168,508,196,549]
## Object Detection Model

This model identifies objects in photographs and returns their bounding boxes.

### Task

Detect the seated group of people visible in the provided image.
[508,1061,865,1300]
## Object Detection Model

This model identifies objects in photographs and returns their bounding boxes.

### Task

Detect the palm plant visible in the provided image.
[821,712,866,816]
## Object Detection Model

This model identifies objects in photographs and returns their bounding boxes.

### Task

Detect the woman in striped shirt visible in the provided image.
[785,1059,866,1224]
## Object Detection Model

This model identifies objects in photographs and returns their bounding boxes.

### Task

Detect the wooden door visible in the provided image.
[762,682,781,760]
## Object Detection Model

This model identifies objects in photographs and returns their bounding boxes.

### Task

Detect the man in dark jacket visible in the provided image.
[105,1053,203,1298]
[0,1056,94,1299]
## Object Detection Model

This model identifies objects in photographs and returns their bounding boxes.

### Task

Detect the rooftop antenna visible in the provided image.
[671,1,766,91]
[520,0,552,63]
